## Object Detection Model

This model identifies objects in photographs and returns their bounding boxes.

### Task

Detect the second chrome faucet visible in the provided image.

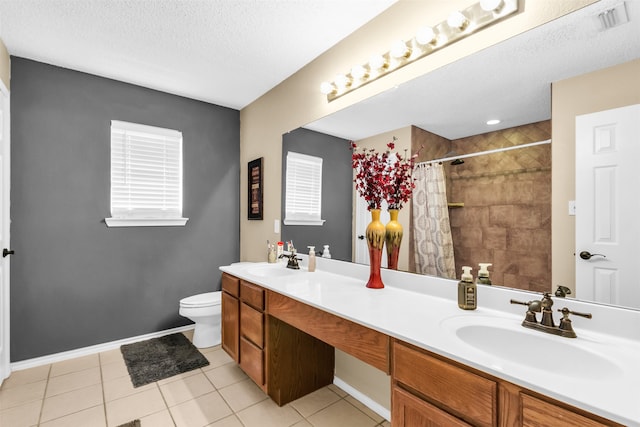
[510,292,592,338]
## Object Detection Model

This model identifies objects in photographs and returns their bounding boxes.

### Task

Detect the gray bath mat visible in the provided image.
[120,333,209,387]
[117,421,141,427]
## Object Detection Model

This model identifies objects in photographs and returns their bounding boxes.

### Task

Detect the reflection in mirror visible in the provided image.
[284,0,640,309]
[410,123,551,292]
[281,128,352,262]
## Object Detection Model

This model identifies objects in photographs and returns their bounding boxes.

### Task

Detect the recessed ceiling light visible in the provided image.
[486,119,501,125]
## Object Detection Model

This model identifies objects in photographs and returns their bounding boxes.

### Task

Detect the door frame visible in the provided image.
[0,79,10,384]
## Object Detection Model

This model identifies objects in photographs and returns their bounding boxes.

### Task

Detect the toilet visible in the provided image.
[179,291,222,348]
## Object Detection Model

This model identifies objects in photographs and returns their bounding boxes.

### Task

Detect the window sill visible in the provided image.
[283,219,326,226]
[105,218,189,227]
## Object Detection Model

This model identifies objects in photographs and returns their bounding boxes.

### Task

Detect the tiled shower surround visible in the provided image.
[410,121,552,292]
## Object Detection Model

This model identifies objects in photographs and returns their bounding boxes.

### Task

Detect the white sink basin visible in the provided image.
[245,263,299,277]
[442,315,622,379]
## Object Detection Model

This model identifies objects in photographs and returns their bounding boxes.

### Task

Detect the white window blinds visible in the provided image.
[107,120,187,226]
[284,151,325,226]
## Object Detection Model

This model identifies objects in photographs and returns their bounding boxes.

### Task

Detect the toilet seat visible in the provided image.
[180,292,221,307]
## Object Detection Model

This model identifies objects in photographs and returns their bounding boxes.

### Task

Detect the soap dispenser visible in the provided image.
[458,266,476,310]
[477,263,492,285]
[322,245,331,259]
[307,246,316,272]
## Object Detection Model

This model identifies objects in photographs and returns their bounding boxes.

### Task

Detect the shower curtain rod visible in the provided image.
[416,139,551,166]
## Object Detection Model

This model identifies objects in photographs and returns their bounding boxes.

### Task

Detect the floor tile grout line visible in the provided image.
[35,364,52,426]
[99,351,109,427]
[288,386,347,421]
[155,377,178,426]
[343,395,386,424]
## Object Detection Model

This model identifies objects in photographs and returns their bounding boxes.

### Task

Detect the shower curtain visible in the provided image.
[412,163,456,279]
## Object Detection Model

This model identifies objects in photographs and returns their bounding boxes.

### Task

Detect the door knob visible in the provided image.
[2,248,14,257]
[579,251,606,260]
[357,235,365,240]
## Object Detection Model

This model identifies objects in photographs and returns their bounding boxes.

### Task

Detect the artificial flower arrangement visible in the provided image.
[350,137,417,210]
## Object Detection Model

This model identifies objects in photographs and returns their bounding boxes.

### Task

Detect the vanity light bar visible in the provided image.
[320,0,518,102]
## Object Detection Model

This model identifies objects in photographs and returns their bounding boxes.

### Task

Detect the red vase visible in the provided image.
[385,209,403,270]
[366,209,385,289]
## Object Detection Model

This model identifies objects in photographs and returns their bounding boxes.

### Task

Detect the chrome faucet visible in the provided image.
[510,292,592,338]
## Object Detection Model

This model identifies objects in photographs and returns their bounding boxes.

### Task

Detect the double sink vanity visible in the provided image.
[219,258,639,426]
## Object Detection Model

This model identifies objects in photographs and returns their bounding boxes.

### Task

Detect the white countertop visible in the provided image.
[220,258,640,426]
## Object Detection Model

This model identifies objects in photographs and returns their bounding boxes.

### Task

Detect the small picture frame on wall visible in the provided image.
[248,157,263,220]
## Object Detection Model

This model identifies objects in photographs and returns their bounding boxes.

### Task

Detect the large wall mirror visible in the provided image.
[282,0,640,309]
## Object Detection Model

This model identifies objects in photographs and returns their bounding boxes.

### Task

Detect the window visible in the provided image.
[284,151,325,226]
[105,120,188,227]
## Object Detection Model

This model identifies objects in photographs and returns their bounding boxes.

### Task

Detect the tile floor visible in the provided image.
[0,331,390,427]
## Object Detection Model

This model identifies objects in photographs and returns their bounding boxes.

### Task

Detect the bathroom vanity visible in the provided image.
[219,260,640,426]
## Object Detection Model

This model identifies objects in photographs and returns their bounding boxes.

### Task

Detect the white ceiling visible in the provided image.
[307,0,640,140]
[0,0,396,109]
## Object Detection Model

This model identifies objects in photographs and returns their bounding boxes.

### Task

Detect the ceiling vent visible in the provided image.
[597,2,630,30]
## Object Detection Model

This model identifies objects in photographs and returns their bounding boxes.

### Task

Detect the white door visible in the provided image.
[575,104,640,307]
[0,82,10,384]
[355,197,388,267]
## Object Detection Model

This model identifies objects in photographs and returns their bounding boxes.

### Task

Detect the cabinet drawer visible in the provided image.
[393,341,496,427]
[240,337,264,387]
[521,394,612,427]
[393,386,472,427]
[221,273,239,297]
[241,302,264,348]
[241,280,264,310]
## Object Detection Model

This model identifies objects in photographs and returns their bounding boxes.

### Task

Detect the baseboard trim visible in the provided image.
[10,325,195,371]
[333,376,391,422]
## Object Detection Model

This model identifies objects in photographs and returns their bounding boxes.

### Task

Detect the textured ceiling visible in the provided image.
[0,0,396,109]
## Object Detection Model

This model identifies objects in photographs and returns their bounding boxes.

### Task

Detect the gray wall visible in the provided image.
[281,128,352,261]
[10,58,240,361]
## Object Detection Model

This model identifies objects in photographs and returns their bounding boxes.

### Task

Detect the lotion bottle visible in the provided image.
[307,246,316,272]
[458,266,476,310]
[477,263,492,285]
[322,245,331,259]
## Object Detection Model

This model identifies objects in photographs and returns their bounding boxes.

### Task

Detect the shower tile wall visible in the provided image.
[410,122,551,292]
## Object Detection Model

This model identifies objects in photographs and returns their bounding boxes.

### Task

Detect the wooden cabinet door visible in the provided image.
[392,387,472,427]
[521,394,614,427]
[221,291,239,362]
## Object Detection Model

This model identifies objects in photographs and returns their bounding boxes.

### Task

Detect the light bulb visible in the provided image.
[447,11,468,30]
[390,40,410,58]
[369,54,387,70]
[351,65,369,80]
[416,26,436,45]
[480,0,504,12]
[486,119,501,125]
[320,81,335,95]
[334,74,351,89]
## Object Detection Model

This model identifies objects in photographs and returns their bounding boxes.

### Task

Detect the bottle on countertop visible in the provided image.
[267,243,277,263]
[276,241,284,259]
[458,266,477,310]
[322,244,331,259]
[477,263,492,285]
[307,246,316,272]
